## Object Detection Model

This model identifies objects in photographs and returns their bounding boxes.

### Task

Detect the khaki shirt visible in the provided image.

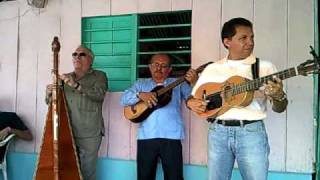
[64,69,107,138]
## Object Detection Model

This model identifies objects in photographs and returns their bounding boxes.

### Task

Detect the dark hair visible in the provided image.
[221,17,253,48]
[149,54,172,66]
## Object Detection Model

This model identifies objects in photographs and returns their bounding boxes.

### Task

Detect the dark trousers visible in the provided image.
[137,138,183,180]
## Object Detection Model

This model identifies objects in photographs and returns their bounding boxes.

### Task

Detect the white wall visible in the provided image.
[0,0,315,173]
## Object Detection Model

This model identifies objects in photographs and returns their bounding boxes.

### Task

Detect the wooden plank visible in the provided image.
[60,0,81,74]
[129,122,139,160]
[181,104,190,164]
[254,0,288,171]
[107,93,131,159]
[191,0,221,68]
[221,0,253,23]
[82,0,111,17]
[190,0,221,165]
[15,0,39,153]
[138,0,171,13]
[286,0,314,173]
[111,0,138,15]
[99,93,110,157]
[265,108,287,171]
[172,0,192,11]
[220,0,253,58]
[35,0,61,152]
[0,1,18,112]
[189,114,208,165]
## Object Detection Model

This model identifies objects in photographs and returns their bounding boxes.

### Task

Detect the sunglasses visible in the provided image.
[72,52,87,59]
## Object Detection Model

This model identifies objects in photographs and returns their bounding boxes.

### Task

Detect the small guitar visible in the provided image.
[194,47,320,118]
[124,62,213,123]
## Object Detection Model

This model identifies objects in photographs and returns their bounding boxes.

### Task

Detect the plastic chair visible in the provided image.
[0,134,15,180]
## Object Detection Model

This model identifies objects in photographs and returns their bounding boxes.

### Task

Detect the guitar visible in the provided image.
[124,62,213,123]
[194,47,320,118]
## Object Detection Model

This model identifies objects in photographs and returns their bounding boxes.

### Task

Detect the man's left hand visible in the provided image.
[263,77,285,101]
[185,69,198,87]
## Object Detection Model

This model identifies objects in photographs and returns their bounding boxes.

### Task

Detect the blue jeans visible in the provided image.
[208,121,270,180]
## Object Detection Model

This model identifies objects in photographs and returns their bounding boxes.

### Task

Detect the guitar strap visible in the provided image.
[252,58,260,79]
[207,57,260,123]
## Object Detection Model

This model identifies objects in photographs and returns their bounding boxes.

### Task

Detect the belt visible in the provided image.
[207,118,261,127]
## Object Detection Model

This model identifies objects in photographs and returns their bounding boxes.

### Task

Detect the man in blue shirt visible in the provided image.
[120,54,197,180]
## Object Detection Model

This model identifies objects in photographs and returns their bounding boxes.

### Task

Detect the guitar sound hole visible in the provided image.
[206,94,222,110]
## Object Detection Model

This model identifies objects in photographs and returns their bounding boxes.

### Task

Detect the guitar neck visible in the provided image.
[157,77,186,96]
[156,62,213,96]
[233,67,298,95]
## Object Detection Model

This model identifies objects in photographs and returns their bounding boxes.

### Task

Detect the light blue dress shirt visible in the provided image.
[120,78,192,140]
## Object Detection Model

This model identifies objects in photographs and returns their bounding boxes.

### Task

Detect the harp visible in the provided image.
[34,37,82,180]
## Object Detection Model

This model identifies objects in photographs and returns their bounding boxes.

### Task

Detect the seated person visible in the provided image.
[0,111,32,163]
[0,112,33,141]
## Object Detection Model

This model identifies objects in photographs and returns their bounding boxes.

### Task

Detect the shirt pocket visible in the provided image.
[79,94,98,112]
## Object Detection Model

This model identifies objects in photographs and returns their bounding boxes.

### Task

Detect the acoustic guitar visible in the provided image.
[124,62,213,123]
[194,47,320,118]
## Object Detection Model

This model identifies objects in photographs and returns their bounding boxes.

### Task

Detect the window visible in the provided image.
[81,11,191,91]
[138,11,192,78]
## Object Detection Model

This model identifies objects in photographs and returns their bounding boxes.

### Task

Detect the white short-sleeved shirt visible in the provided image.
[192,54,277,120]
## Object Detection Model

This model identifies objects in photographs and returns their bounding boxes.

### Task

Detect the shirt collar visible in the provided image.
[217,54,256,65]
[71,68,94,79]
[150,78,171,85]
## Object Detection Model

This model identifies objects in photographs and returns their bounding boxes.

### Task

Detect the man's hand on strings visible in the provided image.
[186,97,207,114]
[60,74,79,89]
[185,69,198,87]
[263,77,285,101]
[137,92,158,108]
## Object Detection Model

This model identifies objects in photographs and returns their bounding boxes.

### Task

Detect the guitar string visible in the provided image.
[156,63,212,96]
[205,68,297,99]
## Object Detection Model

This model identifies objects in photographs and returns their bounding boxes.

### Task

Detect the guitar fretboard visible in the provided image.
[233,67,297,95]
[157,77,186,96]
[205,66,300,99]
[156,62,213,96]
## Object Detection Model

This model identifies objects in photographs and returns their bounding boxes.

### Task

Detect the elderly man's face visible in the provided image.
[72,47,92,72]
[149,54,172,82]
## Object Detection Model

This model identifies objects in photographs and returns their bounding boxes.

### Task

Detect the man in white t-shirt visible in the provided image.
[186,17,288,180]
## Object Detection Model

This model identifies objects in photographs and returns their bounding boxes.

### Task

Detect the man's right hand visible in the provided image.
[0,127,11,141]
[46,84,54,98]
[60,74,79,89]
[137,92,158,108]
[186,97,207,114]
[45,84,58,104]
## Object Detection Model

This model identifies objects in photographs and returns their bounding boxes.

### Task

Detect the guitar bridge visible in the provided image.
[130,106,137,114]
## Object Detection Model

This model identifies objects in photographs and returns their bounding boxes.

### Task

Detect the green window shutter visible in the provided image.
[82,15,137,92]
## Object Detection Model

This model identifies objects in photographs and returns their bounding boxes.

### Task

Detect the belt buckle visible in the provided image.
[240,120,244,127]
